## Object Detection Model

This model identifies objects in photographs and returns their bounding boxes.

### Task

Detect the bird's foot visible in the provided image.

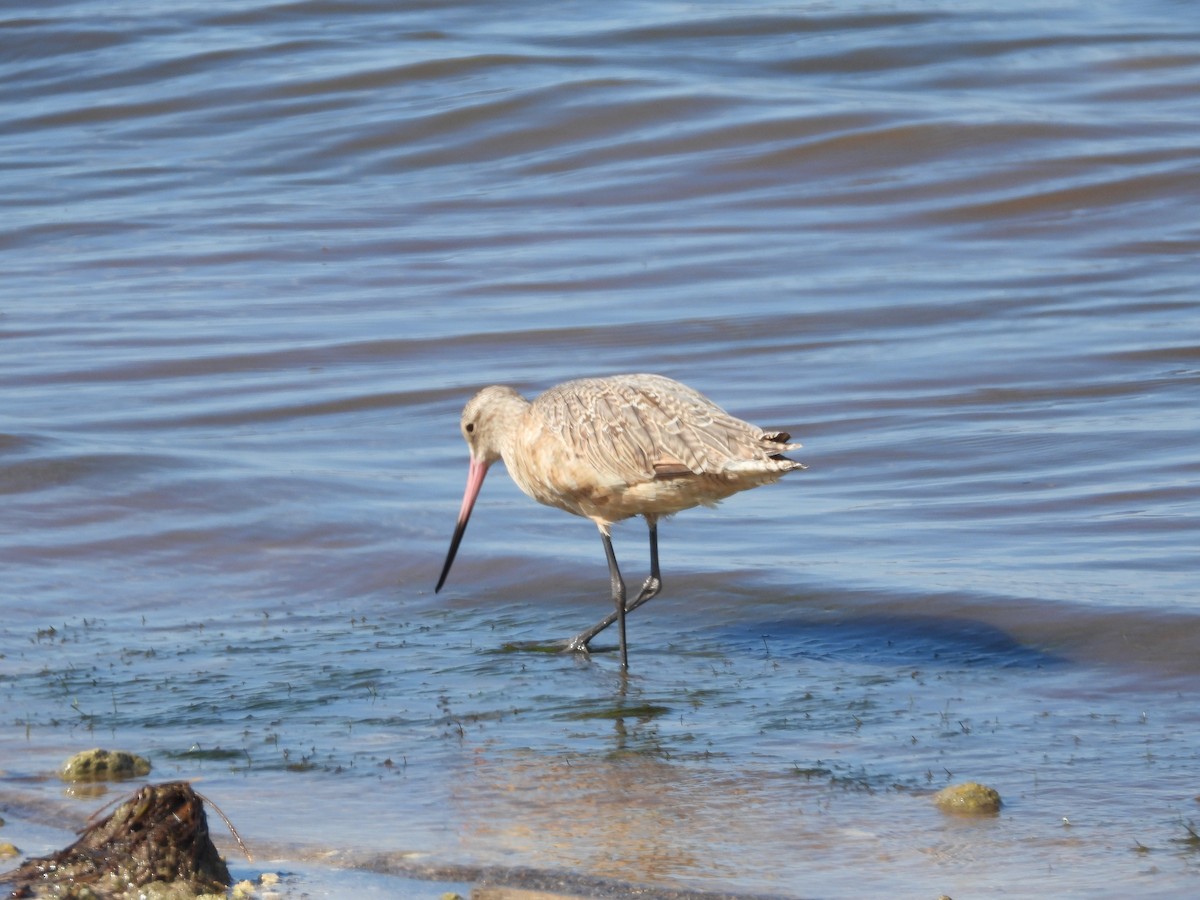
[564,634,593,655]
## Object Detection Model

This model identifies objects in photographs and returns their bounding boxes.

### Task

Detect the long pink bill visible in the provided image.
[435,457,489,593]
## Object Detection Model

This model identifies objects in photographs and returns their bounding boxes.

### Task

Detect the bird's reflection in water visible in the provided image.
[447,675,767,890]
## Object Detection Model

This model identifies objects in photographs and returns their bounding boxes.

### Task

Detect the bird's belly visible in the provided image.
[524,472,772,525]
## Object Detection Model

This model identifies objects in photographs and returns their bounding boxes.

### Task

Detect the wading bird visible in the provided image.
[435,373,804,668]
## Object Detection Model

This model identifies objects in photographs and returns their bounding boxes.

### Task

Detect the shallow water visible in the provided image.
[3,1,1200,897]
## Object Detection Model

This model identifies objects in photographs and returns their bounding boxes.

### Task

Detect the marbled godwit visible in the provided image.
[435,373,804,668]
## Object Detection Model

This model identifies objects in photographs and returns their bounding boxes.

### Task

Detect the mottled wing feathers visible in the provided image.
[532,374,801,487]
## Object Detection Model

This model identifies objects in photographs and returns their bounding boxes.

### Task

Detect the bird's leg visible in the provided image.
[566,526,629,664]
[601,527,629,669]
[628,515,661,612]
[565,517,660,664]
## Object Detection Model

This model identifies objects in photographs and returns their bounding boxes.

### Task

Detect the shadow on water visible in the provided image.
[731,612,1067,670]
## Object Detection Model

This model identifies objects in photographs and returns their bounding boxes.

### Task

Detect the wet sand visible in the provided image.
[1,784,799,899]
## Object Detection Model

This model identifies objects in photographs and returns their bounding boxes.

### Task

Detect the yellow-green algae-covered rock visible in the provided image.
[232,874,281,899]
[59,748,152,783]
[934,781,1002,815]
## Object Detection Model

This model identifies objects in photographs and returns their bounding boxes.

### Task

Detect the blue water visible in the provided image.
[3,1,1199,897]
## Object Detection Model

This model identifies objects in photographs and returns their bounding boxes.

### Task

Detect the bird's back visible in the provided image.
[510,374,802,523]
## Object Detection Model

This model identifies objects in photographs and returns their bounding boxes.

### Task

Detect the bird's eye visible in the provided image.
[465,422,475,433]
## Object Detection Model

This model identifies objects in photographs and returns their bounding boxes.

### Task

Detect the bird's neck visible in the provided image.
[486,391,531,465]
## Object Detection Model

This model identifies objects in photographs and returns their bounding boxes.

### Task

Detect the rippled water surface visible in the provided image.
[3,1,1200,897]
